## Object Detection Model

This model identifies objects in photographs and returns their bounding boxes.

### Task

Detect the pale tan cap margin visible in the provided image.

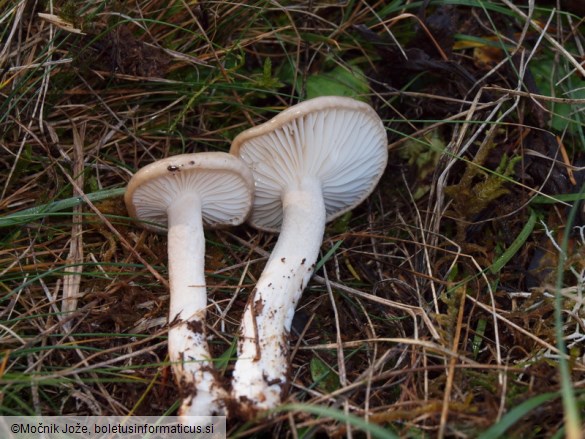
[230,96,388,232]
[125,152,254,233]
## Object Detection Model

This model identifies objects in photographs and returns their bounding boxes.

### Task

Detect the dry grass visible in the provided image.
[1,0,585,437]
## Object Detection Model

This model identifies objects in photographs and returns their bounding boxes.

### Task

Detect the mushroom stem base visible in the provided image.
[167,196,226,416]
[232,178,326,415]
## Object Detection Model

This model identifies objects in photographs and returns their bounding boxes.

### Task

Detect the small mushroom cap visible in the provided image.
[230,96,388,232]
[125,152,254,233]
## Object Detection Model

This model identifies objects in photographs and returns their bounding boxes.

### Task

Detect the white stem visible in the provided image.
[166,194,227,418]
[232,177,326,415]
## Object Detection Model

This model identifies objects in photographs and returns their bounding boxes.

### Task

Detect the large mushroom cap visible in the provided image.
[125,152,254,233]
[230,96,388,232]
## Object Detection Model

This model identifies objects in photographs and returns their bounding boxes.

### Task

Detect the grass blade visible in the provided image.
[279,403,399,439]
[477,392,560,439]
[0,187,126,228]
[490,208,537,273]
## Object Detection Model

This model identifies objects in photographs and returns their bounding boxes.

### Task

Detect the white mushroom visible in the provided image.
[229,96,388,416]
[124,152,254,420]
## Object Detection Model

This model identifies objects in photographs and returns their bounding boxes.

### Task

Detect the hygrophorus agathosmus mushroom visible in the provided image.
[124,152,253,419]
[229,96,388,416]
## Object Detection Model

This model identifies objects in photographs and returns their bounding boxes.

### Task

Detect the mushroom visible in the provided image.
[229,96,388,415]
[124,152,254,419]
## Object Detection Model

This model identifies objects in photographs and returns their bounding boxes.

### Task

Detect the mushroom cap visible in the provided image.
[230,96,388,232]
[124,152,254,233]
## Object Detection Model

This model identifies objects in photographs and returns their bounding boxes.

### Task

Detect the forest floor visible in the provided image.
[1,1,584,437]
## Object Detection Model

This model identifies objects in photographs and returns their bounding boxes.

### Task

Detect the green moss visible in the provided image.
[60,0,80,27]
[445,138,520,239]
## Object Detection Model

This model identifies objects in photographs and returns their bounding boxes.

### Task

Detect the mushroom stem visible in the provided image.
[232,177,326,414]
[166,194,226,418]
